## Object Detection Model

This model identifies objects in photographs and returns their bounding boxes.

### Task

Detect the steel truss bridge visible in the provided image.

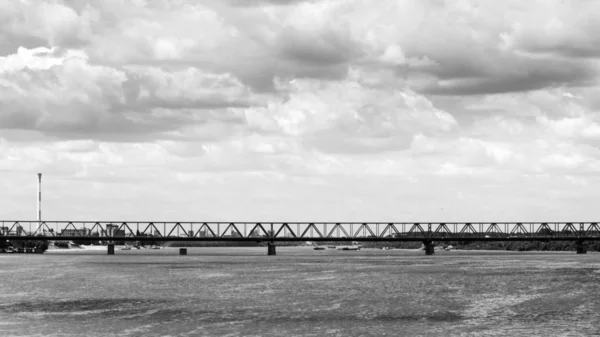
[2,221,600,255]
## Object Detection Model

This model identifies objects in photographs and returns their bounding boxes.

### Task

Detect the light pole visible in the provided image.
[37,173,42,232]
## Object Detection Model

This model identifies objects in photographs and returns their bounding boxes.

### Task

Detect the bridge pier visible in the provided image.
[576,240,587,254]
[423,241,435,255]
[267,242,276,256]
[107,244,114,255]
[179,248,187,255]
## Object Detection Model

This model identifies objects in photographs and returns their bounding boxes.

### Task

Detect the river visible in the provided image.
[1,247,599,336]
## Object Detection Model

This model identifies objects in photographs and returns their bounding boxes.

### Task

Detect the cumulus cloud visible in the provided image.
[2,0,600,221]
[0,46,254,140]
[500,1,600,59]
[244,75,457,154]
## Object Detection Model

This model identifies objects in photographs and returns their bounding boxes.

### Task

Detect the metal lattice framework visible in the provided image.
[1,221,600,242]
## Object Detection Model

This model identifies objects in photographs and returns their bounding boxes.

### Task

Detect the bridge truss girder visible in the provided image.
[1,221,600,242]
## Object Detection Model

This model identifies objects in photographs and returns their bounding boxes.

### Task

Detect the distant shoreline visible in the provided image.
[42,246,596,255]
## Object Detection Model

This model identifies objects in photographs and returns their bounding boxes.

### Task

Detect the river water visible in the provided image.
[0,247,599,336]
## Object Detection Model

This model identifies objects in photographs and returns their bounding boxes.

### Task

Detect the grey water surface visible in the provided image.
[1,247,599,336]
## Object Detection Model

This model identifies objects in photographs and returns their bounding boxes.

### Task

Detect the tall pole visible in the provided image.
[37,173,42,223]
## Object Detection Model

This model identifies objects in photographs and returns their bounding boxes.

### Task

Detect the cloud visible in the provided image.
[224,0,310,7]
[423,61,597,96]
[0,46,254,141]
[0,1,93,52]
[3,0,600,221]
[7,0,598,97]
[244,75,458,154]
[500,1,600,59]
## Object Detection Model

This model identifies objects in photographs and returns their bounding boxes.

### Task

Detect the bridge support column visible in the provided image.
[107,244,115,255]
[179,248,187,255]
[576,240,587,254]
[267,242,276,256]
[423,241,435,255]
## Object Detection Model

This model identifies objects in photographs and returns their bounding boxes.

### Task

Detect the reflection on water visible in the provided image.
[1,248,599,336]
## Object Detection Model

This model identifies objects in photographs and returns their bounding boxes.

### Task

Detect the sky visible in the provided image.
[1,0,600,222]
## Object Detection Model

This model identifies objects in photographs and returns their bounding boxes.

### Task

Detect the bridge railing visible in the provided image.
[1,221,600,240]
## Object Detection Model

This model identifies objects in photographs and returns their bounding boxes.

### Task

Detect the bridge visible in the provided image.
[1,221,600,255]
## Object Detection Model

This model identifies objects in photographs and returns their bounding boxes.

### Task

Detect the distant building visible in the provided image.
[198,230,207,237]
[106,224,125,237]
[1,225,25,236]
[104,224,126,244]
[106,224,118,236]
[60,228,91,237]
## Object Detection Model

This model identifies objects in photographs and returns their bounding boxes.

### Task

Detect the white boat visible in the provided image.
[121,246,131,250]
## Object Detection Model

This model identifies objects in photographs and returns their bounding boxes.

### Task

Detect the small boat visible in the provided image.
[150,245,161,250]
[121,246,131,250]
[313,246,326,250]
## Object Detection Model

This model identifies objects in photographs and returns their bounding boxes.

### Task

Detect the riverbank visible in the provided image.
[40,245,596,256]
[361,240,600,252]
